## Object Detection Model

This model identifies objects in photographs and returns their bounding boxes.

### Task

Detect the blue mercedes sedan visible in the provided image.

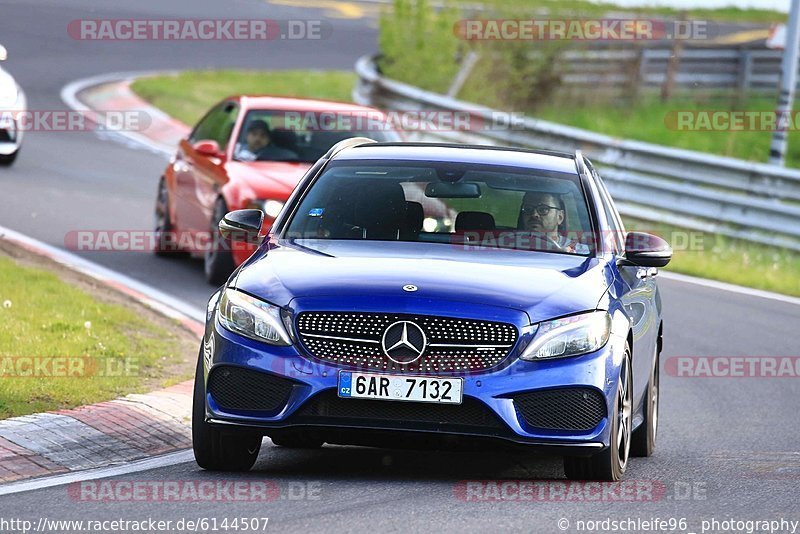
[193,140,671,481]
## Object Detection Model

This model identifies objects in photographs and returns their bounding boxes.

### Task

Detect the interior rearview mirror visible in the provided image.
[219,209,264,244]
[425,182,481,198]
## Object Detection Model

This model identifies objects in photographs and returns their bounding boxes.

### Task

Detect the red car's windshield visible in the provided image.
[234,110,402,163]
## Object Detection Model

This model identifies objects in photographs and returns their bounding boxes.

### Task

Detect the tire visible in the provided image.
[270,432,324,449]
[564,345,633,481]
[153,177,185,257]
[631,342,660,457]
[0,149,18,167]
[204,198,235,286]
[192,350,262,471]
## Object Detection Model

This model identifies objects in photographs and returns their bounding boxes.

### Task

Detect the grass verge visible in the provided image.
[0,244,197,419]
[624,218,800,297]
[459,91,800,168]
[131,70,357,126]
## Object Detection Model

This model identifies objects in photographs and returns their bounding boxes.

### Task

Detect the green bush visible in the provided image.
[379,0,573,110]
[378,0,462,93]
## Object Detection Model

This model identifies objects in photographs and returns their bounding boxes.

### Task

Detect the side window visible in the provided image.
[189,102,239,149]
[585,160,624,253]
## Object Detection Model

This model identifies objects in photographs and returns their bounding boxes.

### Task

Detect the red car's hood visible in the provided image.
[226,161,312,198]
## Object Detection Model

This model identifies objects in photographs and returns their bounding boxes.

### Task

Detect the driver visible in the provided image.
[519,191,589,254]
[235,120,297,161]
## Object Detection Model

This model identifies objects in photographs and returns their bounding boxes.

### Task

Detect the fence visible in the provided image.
[555,47,785,94]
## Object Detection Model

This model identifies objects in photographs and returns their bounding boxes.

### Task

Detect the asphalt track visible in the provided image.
[1,1,799,532]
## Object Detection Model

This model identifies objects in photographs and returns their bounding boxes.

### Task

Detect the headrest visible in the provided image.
[455,211,496,231]
[405,201,424,233]
[352,181,407,239]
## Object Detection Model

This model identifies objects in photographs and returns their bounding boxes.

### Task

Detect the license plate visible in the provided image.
[338,371,463,405]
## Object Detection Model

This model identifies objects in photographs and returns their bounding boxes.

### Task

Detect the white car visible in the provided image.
[0,45,25,166]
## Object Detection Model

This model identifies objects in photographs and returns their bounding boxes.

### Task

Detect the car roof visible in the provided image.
[331,143,580,174]
[232,95,388,114]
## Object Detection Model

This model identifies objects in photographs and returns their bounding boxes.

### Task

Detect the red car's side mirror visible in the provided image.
[193,139,222,157]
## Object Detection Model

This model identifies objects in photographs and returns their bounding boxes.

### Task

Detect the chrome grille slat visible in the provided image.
[296,312,518,374]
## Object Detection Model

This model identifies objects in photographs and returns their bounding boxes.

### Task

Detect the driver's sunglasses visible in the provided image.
[522,204,562,216]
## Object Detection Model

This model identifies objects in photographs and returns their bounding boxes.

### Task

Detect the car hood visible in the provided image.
[226,161,312,198]
[234,240,612,324]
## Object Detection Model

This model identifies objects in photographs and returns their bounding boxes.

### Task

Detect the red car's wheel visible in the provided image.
[153,177,186,257]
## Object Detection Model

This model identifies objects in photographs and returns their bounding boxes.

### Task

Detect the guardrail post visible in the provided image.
[661,12,687,102]
[737,49,753,103]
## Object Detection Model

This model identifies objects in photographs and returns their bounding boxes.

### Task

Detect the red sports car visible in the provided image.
[154,96,402,284]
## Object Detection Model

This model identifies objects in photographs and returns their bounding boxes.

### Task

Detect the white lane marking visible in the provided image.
[60,70,180,157]
[0,450,195,496]
[659,271,800,307]
[0,224,205,323]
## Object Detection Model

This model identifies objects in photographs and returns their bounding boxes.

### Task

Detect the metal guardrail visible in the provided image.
[554,48,787,93]
[353,55,800,251]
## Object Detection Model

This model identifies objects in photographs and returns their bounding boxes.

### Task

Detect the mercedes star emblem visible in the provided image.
[402,284,418,292]
[381,321,427,364]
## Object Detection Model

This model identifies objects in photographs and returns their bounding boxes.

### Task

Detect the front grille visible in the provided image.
[296,312,518,374]
[294,390,505,430]
[0,129,11,142]
[513,388,606,431]
[207,365,295,413]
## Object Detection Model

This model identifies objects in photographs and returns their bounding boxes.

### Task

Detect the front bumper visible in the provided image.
[202,311,626,454]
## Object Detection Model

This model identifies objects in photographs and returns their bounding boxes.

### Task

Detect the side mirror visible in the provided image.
[193,139,222,157]
[0,45,7,61]
[219,209,264,244]
[622,232,672,267]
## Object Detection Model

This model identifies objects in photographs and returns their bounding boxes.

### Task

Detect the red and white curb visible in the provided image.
[0,225,205,491]
[61,70,190,157]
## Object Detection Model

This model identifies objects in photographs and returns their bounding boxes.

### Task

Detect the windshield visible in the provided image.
[284,159,595,256]
[233,110,402,163]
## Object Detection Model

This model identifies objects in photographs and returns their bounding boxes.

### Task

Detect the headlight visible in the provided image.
[520,311,611,361]
[217,288,292,345]
[246,199,284,219]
